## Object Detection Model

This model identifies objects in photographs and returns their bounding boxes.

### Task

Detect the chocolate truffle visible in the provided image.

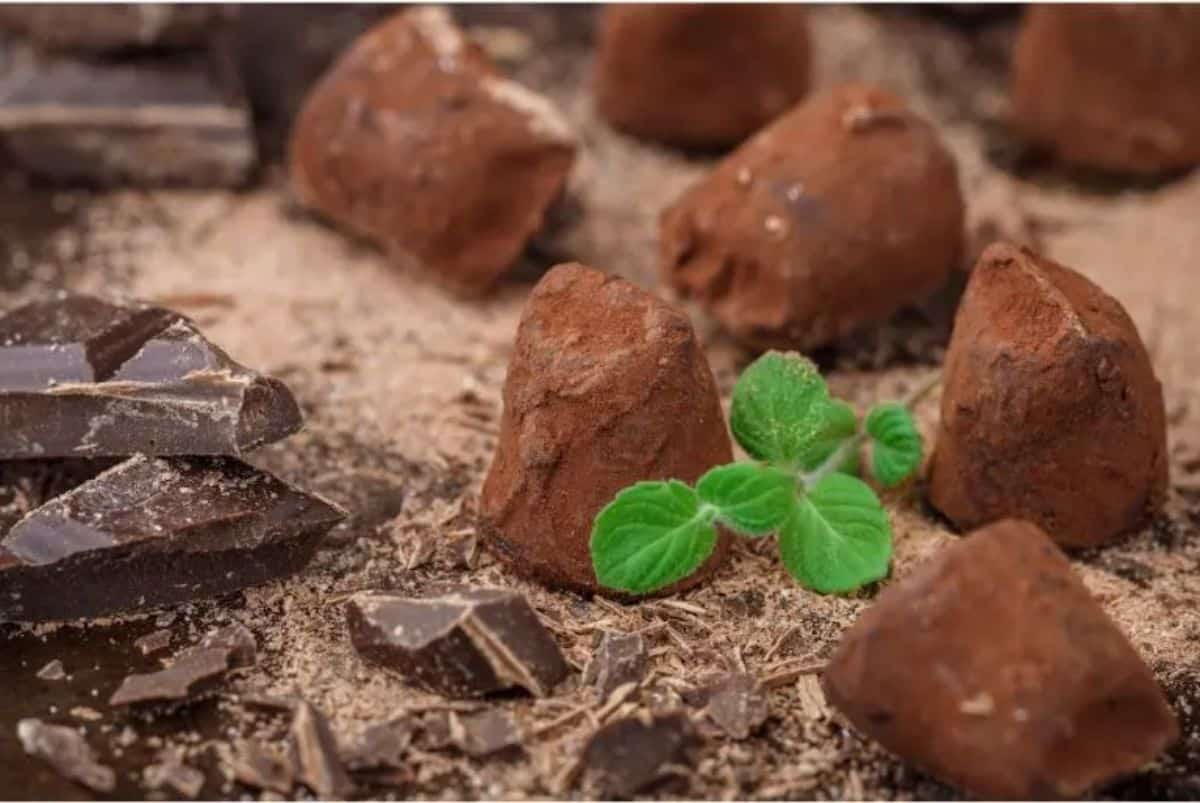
[593,4,811,149]
[1012,5,1200,176]
[479,263,733,594]
[289,6,577,293]
[661,84,964,351]
[823,519,1179,799]
[929,243,1168,547]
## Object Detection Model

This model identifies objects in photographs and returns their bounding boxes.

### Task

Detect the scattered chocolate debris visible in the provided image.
[0,455,345,622]
[702,673,768,740]
[229,739,293,795]
[109,647,230,707]
[289,6,576,293]
[144,755,205,799]
[134,629,172,656]
[0,4,234,54]
[822,519,1179,799]
[69,705,103,722]
[198,622,257,668]
[579,711,695,797]
[346,587,569,698]
[16,718,116,793]
[288,699,354,799]
[928,243,1168,547]
[0,294,301,459]
[342,718,415,771]
[35,658,65,680]
[448,709,521,757]
[583,631,648,699]
[479,263,733,594]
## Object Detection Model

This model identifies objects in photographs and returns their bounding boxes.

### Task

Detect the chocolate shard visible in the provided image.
[134,629,172,656]
[0,455,345,623]
[289,699,354,800]
[228,740,294,795]
[579,711,696,798]
[0,294,301,459]
[144,752,206,800]
[583,632,648,699]
[35,658,65,680]
[702,673,768,740]
[822,519,1179,799]
[17,718,116,793]
[109,647,230,707]
[346,587,569,699]
[0,45,255,187]
[0,4,235,55]
[198,623,257,669]
[342,718,415,771]
[448,709,521,757]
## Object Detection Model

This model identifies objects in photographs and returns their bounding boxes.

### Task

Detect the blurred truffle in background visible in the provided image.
[1011,5,1200,177]
[593,3,811,150]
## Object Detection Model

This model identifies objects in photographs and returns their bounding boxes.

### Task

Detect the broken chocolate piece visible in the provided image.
[0,4,234,54]
[479,263,733,594]
[134,629,172,656]
[0,455,344,622]
[144,753,205,799]
[579,711,695,797]
[109,647,230,707]
[822,519,1179,799]
[289,6,577,293]
[342,718,415,771]
[35,658,65,680]
[289,699,354,799]
[17,718,116,793]
[0,45,255,187]
[448,709,521,757]
[703,673,768,740]
[583,631,648,699]
[0,294,301,459]
[928,243,1168,546]
[346,587,569,698]
[229,740,293,795]
[199,623,257,668]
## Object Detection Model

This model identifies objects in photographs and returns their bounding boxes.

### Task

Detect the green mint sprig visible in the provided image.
[590,351,936,596]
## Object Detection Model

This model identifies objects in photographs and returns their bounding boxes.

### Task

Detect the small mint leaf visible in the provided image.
[797,400,861,476]
[696,463,797,536]
[865,402,922,488]
[590,480,717,595]
[731,352,846,466]
[778,473,891,594]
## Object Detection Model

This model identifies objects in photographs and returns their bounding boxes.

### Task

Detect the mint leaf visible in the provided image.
[778,473,891,594]
[797,400,860,475]
[590,480,718,595]
[696,463,797,536]
[865,402,922,487]
[731,352,846,467]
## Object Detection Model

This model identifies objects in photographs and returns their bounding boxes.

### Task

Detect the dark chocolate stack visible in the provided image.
[0,293,345,622]
[0,3,256,186]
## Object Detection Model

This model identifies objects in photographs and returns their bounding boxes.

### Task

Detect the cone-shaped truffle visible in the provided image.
[661,84,964,351]
[593,4,811,149]
[289,7,576,293]
[929,243,1168,547]
[823,519,1179,799]
[1012,5,1200,176]
[480,263,732,594]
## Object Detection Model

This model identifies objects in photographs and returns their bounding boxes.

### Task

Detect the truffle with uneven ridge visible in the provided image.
[823,519,1179,799]
[593,4,811,148]
[289,6,576,293]
[661,84,964,351]
[479,262,733,594]
[1011,5,1200,176]
[929,243,1168,547]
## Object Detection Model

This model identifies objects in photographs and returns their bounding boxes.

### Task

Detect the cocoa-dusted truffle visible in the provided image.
[661,84,964,351]
[593,4,811,149]
[1011,5,1200,176]
[823,519,1179,799]
[480,263,733,594]
[929,243,1167,547]
[289,7,576,294]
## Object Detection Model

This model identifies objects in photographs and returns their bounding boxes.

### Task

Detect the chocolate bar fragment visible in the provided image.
[289,699,354,800]
[346,588,569,698]
[0,4,235,55]
[109,647,230,707]
[0,294,301,459]
[579,711,695,797]
[17,718,116,793]
[0,455,345,622]
[0,45,254,187]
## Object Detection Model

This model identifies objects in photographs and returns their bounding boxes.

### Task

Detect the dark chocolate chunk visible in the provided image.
[346,587,569,699]
[289,699,354,799]
[342,718,415,771]
[109,647,230,707]
[144,753,205,799]
[0,4,235,54]
[702,673,768,740]
[0,45,255,187]
[134,629,172,656]
[583,631,648,699]
[0,294,301,459]
[0,455,345,623]
[229,740,293,795]
[35,658,65,680]
[579,711,695,797]
[198,623,257,668]
[17,718,116,793]
[448,709,521,757]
